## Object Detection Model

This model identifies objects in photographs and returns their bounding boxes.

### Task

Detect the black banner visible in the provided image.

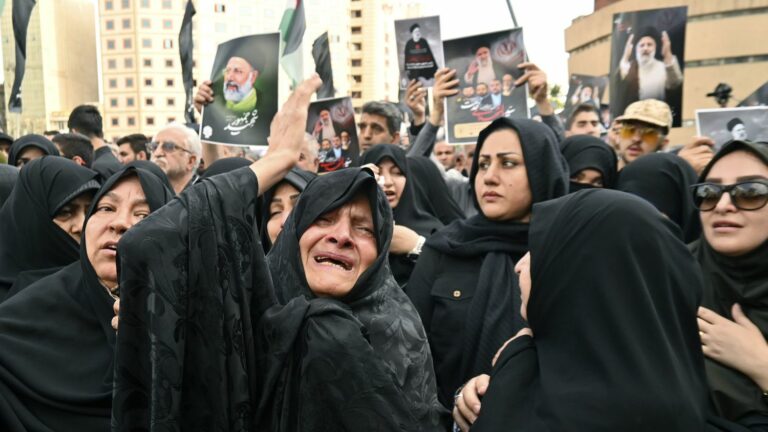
[8,0,36,113]
[312,32,335,99]
[179,0,196,124]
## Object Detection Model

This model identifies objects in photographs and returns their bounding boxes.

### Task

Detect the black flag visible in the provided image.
[8,0,36,113]
[179,0,196,124]
[312,32,335,99]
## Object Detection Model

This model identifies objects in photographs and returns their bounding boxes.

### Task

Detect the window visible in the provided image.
[352,42,362,51]
[109,79,118,88]
[163,39,173,49]
[163,19,172,29]
[351,26,361,34]
[106,20,114,30]
[141,18,150,28]
[351,91,362,98]
[144,78,153,86]
[122,0,130,8]
[165,59,173,67]
[124,58,133,67]
[146,117,155,126]
[112,117,119,126]
[143,58,152,67]
[126,97,135,107]
[166,78,174,87]
[127,116,136,126]
[162,0,171,9]
[105,0,113,10]
[166,97,175,106]
[110,98,118,107]
[145,97,154,106]
[142,38,151,48]
[351,10,362,18]
[107,59,117,69]
[123,38,132,49]
[167,117,176,123]
[351,59,361,67]
[214,3,226,12]
[125,78,134,87]
[122,18,131,29]
[107,40,115,50]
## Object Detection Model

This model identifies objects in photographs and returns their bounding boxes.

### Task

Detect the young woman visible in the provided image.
[406,117,568,408]
[0,166,173,431]
[692,140,768,430]
[559,134,617,191]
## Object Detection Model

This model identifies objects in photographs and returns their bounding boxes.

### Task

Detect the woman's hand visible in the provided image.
[492,327,533,366]
[453,374,490,432]
[390,225,421,255]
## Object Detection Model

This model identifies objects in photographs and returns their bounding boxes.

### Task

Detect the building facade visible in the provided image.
[565,0,768,143]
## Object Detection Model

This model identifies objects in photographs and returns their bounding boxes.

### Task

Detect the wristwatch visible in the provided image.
[407,235,426,261]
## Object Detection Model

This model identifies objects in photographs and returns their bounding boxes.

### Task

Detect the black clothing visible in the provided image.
[91,145,123,182]
[404,38,438,81]
[407,118,568,408]
[200,156,252,179]
[126,160,174,192]
[362,144,444,286]
[0,156,100,300]
[7,134,59,166]
[617,152,700,243]
[407,155,465,225]
[560,134,618,189]
[113,166,445,431]
[472,189,713,431]
[259,167,316,252]
[692,140,768,426]
[0,166,172,432]
[0,164,18,208]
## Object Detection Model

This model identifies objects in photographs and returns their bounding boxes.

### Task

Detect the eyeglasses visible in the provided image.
[620,124,663,145]
[691,180,768,211]
[146,140,192,154]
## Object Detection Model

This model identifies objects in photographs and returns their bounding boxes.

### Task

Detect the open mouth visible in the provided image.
[713,221,742,229]
[102,241,118,255]
[314,253,352,271]
[384,190,396,200]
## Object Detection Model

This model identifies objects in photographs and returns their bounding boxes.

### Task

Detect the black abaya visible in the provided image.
[559,134,618,190]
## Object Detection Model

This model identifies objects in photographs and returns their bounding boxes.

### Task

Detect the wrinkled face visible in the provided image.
[617,121,664,165]
[376,158,406,208]
[267,182,301,244]
[474,129,532,221]
[476,83,488,97]
[15,146,45,167]
[53,192,94,243]
[358,113,396,152]
[731,124,747,141]
[223,57,258,102]
[297,139,318,173]
[151,128,195,180]
[567,111,602,138]
[411,27,421,41]
[85,176,149,291]
[434,142,457,170]
[700,150,768,256]
[490,80,502,95]
[476,46,490,66]
[515,252,531,321]
[571,168,604,188]
[299,193,378,298]
[636,36,656,64]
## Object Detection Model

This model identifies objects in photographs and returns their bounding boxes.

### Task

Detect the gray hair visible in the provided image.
[156,122,202,169]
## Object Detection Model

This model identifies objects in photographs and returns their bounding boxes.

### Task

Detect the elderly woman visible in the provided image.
[112,76,445,431]
[0,166,172,431]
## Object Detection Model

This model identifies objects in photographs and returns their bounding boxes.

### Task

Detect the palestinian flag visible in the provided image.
[279,0,305,87]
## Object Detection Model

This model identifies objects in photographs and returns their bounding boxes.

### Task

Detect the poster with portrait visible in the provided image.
[609,7,687,127]
[395,15,443,90]
[306,96,359,173]
[738,81,768,107]
[199,33,279,146]
[560,74,608,122]
[444,28,528,144]
[696,107,768,152]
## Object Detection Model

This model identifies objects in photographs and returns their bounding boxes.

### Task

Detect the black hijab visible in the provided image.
[406,154,465,224]
[473,189,712,432]
[690,140,768,424]
[200,156,252,179]
[7,134,60,166]
[0,164,19,208]
[126,159,174,192]
[0,156,100,299]
[259,167,316,252]
[617,152,701,243]
[0,166,172,432]
[427,118,568,385]
[268,167,445,429]
[560,134,618,191]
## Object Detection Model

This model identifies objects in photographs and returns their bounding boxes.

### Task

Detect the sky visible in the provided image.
[426,0,595,91]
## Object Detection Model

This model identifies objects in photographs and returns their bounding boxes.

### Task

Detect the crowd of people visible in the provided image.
[0,48,766,432]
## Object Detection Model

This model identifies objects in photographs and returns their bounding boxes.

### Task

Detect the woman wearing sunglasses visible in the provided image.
[691,140,768,430]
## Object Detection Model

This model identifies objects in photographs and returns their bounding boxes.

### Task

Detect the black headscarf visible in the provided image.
[126,159,174,192]
[427,118,568,386]
[0,166,172,432]
[617,152,701,243]
[0,164,18,208]
[473,189,712,432]
[560,134,618,191]
[690,140,768,424]
[0,156,100,299]
[406,155,465,224]
[259,167,316,252]
[200,156,252,179]
[7,134,60,166]
[268,167,446,429]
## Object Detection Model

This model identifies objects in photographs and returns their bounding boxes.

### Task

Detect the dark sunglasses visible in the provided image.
[690,180,768,211]
[146,140,192,154]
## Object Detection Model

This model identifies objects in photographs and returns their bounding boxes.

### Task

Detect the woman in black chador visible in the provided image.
[111,77,446,431]
[0,166,172,431]
[404,23,438,85]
